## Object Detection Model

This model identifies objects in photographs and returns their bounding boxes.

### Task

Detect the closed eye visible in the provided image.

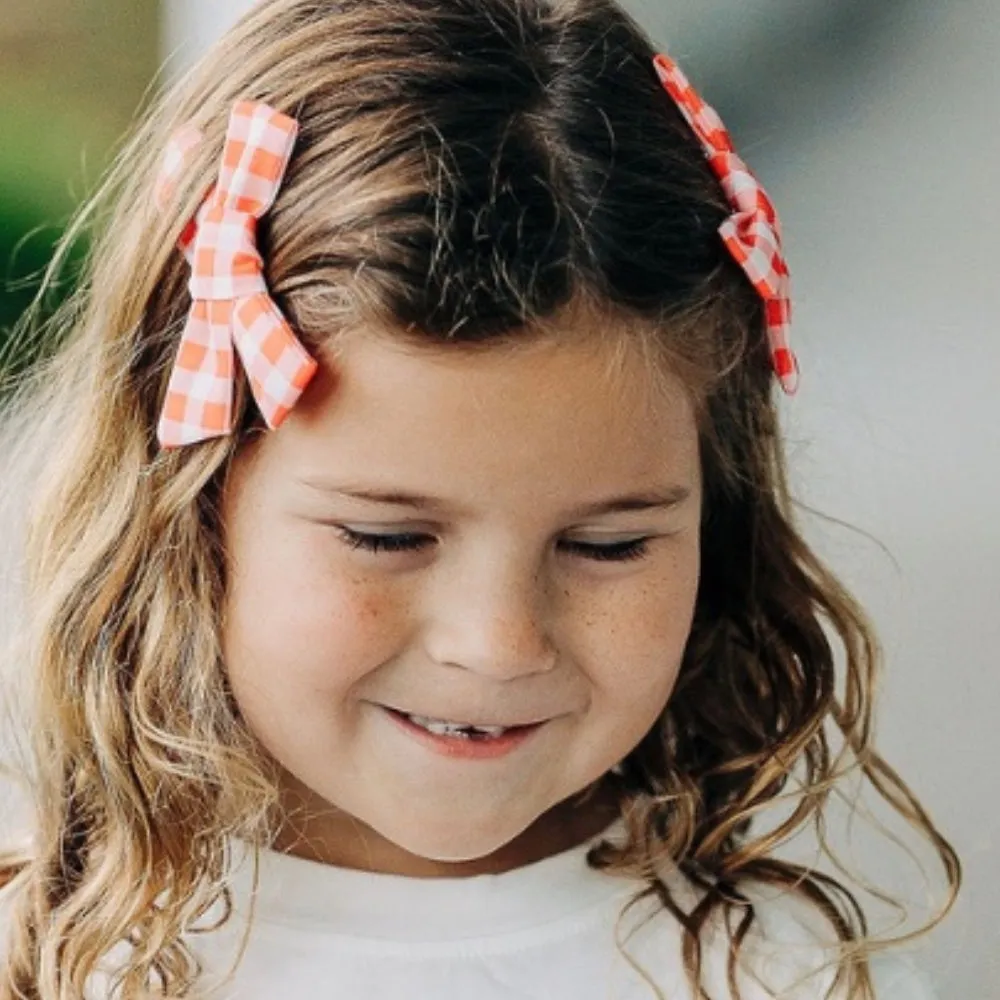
[335,528,651,563]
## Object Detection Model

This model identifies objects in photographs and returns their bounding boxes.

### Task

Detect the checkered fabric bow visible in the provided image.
[653,54,799,394]
[153,101,318,449]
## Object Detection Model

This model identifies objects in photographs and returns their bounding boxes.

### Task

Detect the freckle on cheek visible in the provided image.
[342,586,395,627]
[358,597,381,620]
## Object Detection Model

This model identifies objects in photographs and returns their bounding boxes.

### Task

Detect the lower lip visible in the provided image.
[382,708,545,760]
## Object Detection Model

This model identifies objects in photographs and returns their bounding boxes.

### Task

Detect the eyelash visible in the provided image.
[335,528,651,563]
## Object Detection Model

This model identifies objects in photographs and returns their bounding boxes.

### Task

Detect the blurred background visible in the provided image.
[1,1,997,996]
[0,0,158,357]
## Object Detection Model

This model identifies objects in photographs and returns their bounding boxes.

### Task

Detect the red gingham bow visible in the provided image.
[653,54,799,394]
[154,101,319,449]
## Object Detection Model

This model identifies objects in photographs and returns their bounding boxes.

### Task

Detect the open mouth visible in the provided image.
[382,707,546,757]
[388,709,532,741]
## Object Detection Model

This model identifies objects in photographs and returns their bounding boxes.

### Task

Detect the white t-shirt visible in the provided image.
[0,823,938,999]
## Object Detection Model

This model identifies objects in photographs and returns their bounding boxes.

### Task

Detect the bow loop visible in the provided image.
[654,57,734,158]
[154,123,205,258]
[215,101,299,217]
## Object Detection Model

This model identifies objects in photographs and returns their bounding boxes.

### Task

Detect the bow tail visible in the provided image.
[230,293,319,430]
[764,280,798,393]
[157,300,238,448]
[719,215,798,394]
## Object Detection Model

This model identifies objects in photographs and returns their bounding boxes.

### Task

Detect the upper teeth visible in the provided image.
[407,713,509,736]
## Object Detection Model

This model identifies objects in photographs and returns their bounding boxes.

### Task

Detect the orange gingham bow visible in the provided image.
[154,101,319,449]
[653,54,799,394]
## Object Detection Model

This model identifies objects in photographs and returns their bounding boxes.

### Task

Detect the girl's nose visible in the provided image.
[420,559,559,680]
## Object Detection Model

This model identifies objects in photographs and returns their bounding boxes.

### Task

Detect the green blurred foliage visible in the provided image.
[0,0,160,378]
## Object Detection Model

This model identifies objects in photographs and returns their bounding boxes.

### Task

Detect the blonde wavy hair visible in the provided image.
[0,0,959,997]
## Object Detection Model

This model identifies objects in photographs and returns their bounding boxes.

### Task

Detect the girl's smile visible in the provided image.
[220,321,702,876]
[381,703,550,759]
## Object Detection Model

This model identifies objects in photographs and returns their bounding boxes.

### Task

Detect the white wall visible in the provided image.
[765,5,999,994]
[632,3,999,997]
[160,0,257,75]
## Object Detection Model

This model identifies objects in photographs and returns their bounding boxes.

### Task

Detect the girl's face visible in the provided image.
[221,326,702,875]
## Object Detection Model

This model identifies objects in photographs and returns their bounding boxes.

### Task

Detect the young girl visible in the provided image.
[0,0,959,997]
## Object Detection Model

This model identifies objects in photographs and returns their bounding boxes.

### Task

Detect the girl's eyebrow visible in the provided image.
[294,479,693,518]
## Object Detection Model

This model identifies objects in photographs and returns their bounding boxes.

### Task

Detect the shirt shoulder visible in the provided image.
[622,872,939,999]
[868,954,939,999]
[733,885,940,1000]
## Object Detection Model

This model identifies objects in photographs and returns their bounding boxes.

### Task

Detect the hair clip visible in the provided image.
[153,101,318,449]
[654,54,798,394]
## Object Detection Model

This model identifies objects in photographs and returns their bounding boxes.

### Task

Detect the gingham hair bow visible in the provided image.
[154,101,318,449]
[653,54,798,394]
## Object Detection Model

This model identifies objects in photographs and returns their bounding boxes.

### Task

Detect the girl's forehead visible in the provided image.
[302,327,690,434]
[250,328,701,506]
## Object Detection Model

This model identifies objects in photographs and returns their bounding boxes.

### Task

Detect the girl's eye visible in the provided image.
[335,529,650,563]
[337,529,434,555]
[563,538,650,562]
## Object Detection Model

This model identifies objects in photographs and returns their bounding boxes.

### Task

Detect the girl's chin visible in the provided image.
[362,788,622,876]
[366,818,545,874]
[271,770,623,875]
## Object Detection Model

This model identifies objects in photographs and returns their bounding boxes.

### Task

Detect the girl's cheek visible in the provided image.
[286,562,413,672]
[228,580,409,704]
[227,519,407,676]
